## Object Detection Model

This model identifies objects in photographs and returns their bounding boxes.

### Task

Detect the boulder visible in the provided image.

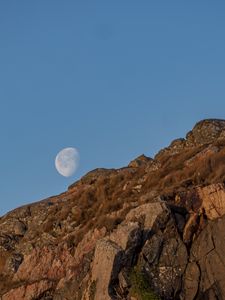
[128,155,152,168]
[186,119,225,145]
[91,239,124,300]
[182,215,225,299]
[126,202,170,231]
[2,119,225,299]
[197,183,225,220]
[139,216,188,299]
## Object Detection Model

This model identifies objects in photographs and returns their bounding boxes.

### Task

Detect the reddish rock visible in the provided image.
[2,280,54,300]
[1,119,225,299]
[197,183,225,220]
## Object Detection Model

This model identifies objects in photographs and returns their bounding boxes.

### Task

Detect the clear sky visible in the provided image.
[0,1,225,216]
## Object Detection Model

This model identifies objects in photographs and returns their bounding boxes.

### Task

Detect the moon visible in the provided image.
[55,147,80,177]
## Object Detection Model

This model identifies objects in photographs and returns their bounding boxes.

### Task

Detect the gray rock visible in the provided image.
[139,215,188,299]
[182,215,225,299]
[91,239,124,300]
[186,119,225,145]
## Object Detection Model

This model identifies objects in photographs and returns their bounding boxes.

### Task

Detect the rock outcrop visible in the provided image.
[1,119,225,299]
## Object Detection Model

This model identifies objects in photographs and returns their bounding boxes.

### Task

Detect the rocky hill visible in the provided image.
[1,119,225,300]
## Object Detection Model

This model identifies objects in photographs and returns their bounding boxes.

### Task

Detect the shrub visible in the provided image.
[130,266,161,300]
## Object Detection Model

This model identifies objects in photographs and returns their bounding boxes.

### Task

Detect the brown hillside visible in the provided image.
[1,119,225,299]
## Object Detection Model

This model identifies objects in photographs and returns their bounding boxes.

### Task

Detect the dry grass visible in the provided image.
[29,141,225,247]
[69,143,225,245]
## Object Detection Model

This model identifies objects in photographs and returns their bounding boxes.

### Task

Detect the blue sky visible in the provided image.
[0,1,225,216]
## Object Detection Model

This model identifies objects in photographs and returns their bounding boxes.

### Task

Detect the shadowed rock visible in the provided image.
[1,119,225,299]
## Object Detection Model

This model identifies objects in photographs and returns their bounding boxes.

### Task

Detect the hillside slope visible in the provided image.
[1,119,225,299]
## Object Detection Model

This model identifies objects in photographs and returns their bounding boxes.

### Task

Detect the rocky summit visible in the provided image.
[1,119,225,300]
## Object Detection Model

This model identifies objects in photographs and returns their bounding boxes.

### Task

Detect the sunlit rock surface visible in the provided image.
[1,119,225,299]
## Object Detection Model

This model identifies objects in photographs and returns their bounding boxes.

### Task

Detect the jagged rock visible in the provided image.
[81,168,116,185]
[155,119,225,160]
[109,222,141,256]
[182,215,225,299]
[184,145,219,166]
[128,155,152,168]
[186,119,225,145]
[89,222,142,299]
[74,227,107,263]
[13,244,77,284]
[1,119,225,299]
[86,204,170,299]
[2,280,55,300]
[197,183,225,220]
[91,239,124,300]
[181,262,200,300]
[126,202,170,231]
[154,138,187,160]
[138,213,188,299]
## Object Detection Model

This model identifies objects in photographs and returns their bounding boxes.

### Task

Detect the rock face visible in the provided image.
[186,119,225,145]
[1,119,225,299]
[182,216,225,300]
[91,239,124,300]
[197,183,225,220]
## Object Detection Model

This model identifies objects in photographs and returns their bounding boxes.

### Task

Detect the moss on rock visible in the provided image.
[130,266,161,300]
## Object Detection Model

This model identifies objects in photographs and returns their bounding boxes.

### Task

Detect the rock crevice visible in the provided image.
[1,119,225,299]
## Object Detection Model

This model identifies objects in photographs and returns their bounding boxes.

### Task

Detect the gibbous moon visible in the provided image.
[55,147,79,177]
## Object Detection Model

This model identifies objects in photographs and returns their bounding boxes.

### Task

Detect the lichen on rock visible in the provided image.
[1,119,225,299]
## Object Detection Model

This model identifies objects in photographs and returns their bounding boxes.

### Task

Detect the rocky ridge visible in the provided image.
[1,119,225,299]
